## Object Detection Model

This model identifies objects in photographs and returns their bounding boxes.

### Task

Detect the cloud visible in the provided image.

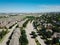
[37,5,60,12]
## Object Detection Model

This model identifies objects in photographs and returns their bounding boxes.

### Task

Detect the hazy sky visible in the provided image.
[0,0,60,13]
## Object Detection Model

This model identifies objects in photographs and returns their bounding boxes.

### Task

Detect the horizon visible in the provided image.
[0,0,60,13]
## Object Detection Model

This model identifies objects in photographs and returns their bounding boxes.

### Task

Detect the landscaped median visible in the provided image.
[0,29,9,42]
[19,27,28,45]
[19,19,29,45]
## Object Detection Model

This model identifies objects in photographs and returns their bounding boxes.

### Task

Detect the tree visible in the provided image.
[31,31,37,38]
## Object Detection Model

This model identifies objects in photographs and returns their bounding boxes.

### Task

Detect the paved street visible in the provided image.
[25,21,36,45]
[0,24,17,45]
[25,21,46,45]
[9,28,20,45]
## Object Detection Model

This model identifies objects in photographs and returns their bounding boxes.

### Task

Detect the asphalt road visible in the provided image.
[0,24,17,45]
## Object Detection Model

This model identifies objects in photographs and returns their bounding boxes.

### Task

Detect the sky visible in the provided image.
[0,0,60,13]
